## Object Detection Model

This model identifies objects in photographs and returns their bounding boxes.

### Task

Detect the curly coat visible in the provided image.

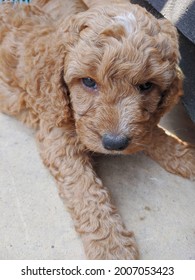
[0,0,194,259]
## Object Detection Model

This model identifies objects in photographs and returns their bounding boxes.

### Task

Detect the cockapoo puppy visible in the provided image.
[0,0,195,259]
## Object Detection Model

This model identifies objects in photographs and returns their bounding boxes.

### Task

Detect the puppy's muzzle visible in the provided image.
[102,133,129,151]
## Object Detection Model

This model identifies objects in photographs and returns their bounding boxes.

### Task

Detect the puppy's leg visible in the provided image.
[37,121,138,260]
[145,126,195,180]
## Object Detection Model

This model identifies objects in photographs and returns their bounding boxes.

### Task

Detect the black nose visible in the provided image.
[102,133,129,151]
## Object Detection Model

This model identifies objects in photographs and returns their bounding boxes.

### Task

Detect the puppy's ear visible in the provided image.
[25,36,72,127]
[157,18,180,65]
[43,48,72,127]
[158,67,184,116]
[154,19,183,116]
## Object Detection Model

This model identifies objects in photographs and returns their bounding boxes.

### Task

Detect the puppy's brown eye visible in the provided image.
[138,82,153,92]
[82,78,97,89]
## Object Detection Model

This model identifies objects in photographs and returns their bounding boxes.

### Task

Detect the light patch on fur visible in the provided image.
[114,13,136,34]
[117,96,140,135]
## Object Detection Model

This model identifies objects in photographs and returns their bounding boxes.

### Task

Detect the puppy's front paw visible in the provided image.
[146,126,195,181]
[83,228,139,260]
[175,146,195,180]
[169,145,195,180]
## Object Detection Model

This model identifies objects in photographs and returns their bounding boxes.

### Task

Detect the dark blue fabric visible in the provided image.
[146,0,195,44]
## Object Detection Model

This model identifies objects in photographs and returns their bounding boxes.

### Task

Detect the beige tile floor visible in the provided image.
[0,102,195,260]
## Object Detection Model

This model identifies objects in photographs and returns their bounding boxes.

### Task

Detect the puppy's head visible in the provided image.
[61,0,183,154]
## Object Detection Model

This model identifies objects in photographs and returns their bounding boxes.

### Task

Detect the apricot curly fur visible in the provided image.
[0,0,194,259]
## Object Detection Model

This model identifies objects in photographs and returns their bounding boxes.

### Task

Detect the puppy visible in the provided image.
[0,0,194,259]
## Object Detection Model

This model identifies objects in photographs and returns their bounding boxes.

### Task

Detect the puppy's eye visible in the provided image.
[138,82,153,92]
[82,78,97,89]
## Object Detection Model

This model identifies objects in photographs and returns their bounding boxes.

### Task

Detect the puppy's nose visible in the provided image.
[102,133,129,151]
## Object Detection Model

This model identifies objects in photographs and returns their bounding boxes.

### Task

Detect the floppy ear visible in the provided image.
[42,45,72,127]
[158,67,184,116]
[157,18,180,65]
[154,18,184,116]
[24,31,72,127]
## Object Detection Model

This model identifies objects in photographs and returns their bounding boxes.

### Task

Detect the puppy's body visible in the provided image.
[0,0,194,259]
